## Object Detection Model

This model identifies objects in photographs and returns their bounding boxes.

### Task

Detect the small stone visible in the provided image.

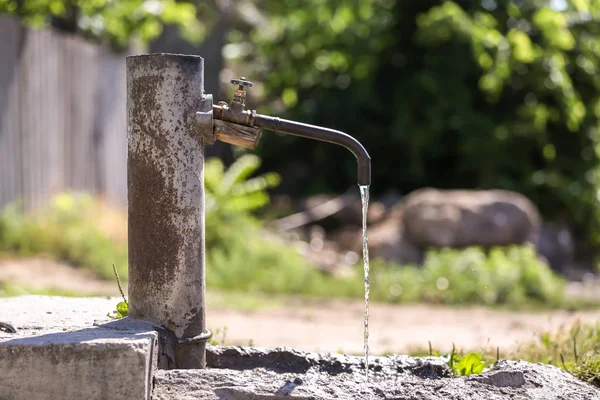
[293,377,303,385]
[486,371,526,388]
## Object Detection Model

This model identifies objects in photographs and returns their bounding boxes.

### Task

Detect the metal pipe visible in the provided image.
[253,114,371,186]
[127,53,209,369]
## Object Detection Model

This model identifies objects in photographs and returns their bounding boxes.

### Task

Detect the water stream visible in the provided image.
[359,185,370,382]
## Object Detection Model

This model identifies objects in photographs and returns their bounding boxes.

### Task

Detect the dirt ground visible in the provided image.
[0,257,119,296]
[1,257,599,356]
[206,300,600,355]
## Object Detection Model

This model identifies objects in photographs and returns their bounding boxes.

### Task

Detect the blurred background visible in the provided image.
[2,0,600,371]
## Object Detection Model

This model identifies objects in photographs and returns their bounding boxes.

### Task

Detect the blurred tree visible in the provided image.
[225,0,396,192]
[0,0,204,50]
[229,0,600,253]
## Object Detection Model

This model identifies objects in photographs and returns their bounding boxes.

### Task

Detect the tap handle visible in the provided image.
[231,77,253,88]
[230,77,253,112]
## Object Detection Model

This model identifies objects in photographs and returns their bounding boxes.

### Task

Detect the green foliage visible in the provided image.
[208,242,568,309]
[415,321,600,385]
[205,212,328,296]
[410,0,600,250]
[228,0,394,101]
[0,193,128,280]
[369,245,565,307]
[511,320,598,366]
[452,352,487,376]
[232,0,600,254]
[564,354,600,387]
[0,188,570,309]
[420,343,492,376]
[107,300,129,319]
[522,321,600,387]
[0,0,204,49]
[442,321,600,386]
[0,164,569,310]
[205,154,281,217]
[203,154,317,295]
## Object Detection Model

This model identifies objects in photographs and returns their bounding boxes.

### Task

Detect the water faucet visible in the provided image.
[206,77,371,186]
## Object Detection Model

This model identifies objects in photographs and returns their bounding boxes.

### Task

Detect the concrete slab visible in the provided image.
[154,346,600,400]
[0,296,158,400]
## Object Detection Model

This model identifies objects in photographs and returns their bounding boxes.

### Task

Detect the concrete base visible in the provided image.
[155,346,600,400]
[2,296,599,400]
[0,296,158,400]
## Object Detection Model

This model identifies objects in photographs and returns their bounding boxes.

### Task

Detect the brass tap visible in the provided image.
[230,77,253,113]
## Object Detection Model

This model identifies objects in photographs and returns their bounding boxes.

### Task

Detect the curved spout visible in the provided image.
[253,114,371,186]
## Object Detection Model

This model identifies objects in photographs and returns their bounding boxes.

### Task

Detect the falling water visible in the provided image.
[359,184,370,382]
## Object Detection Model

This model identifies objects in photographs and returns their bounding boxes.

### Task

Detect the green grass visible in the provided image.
[408,320,600,385]
[566,355,600,387]
[0,191,589,310]
[0,282,83,297]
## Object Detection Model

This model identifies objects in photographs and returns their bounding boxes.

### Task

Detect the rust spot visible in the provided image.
[128,151,182,288]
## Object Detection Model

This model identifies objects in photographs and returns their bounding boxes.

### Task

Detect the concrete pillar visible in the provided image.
[127,53,209,368]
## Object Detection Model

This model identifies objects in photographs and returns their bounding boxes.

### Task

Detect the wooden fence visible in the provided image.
[0,15,135,211]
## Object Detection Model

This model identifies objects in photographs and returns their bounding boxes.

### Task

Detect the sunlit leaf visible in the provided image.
[454,353,487,376]
[508,30,535,63]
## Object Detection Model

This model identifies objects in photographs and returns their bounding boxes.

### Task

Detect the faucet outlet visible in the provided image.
[211,77,371,186]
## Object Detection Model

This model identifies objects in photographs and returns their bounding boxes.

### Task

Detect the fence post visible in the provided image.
[126,53,210,368]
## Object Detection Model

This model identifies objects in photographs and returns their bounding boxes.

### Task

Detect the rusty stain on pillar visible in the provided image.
[127,53,208,368]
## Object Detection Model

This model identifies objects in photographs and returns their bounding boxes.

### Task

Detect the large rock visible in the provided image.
[402,188,541,249]
[152,346,600,399]
[333,217,423,265]
[536,223,575,273]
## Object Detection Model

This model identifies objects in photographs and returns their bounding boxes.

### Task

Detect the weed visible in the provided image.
[550,321,600,387]
[107,264,128,319]
[563,354,600,387]
[452,352,487,376]
[416,321,600,386]
[414,342,489,376]
[208,326,229,346]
